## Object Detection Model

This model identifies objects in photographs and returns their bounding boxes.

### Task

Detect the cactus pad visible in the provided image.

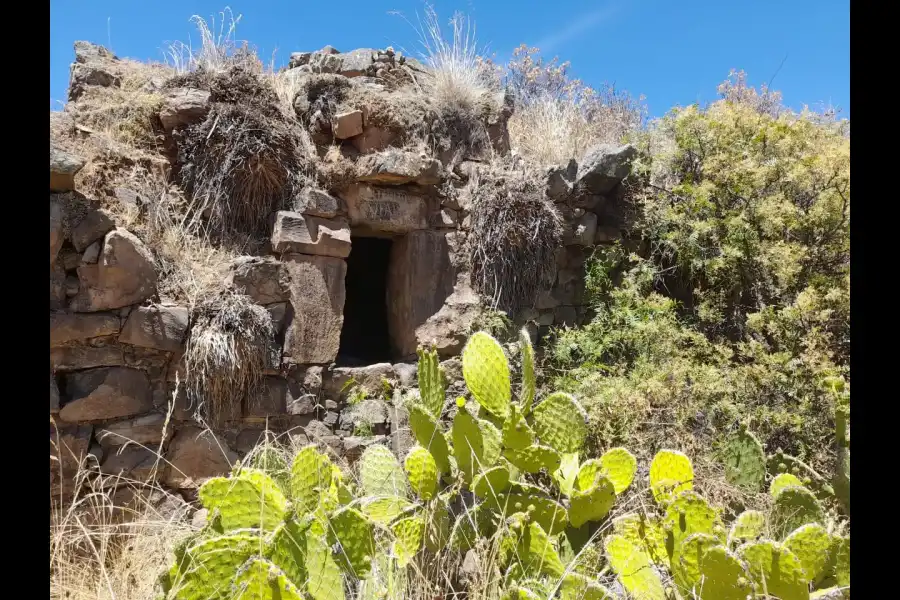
[771,485,825,539]
[695,545,754,600]
[673,533,719,594]
[417,345,446,418]
[784,523,832,583]
[328,507,376,579]
[480,418,503,468]
[722,428,767,491]
[247,447,290,494]
[519,328,536,414]
[503,445,562,474]
[728,510,767,546]
[501,586,542,600]
[450,504,498,551]
[554,452,580,496]
[598,447,638,494]
[472,464,512,500]
[569,473,616,528]
[424,495,451,552]
[532,392,588,454]
[359,445,408,498]
[359,496,414,525]
[770,473,804,497]
[502,403,536,450]
[738,540,810,600]
[516,521,565,578]
[174,531,259,600]
[306,519,346,600]
[391,516,425,567]
[290,444,333,513]
[649,449,694,504]
[830,536,850,587]
[264,516,311,586]
[404,446,438,501]
[489,492,569,535]
[452,406,485,482]
[462,331,511,418]
[559,573,612,600]
[605,534,667,600]
[231,558,304,600]
[198,469,288,533]
[613,513,669,568]
[408,403,451,474]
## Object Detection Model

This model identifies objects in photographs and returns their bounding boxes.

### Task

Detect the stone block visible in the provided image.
[341,184,428,233]
[119,305,189,352]
[96,413,168,447]
[71,208,114,251]
[50,145,86,192]
[50,312,120,346]
[271,211,351,258]
[163,426,237,488]
[61,367,152,421]
[227,256,291,305]
[356,151,442,186]
[159,88,210,132]
[333,110,363,139]
[282,254,347,364]
[70,229,157,312]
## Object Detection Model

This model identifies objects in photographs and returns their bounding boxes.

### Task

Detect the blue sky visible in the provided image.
[50,0,850,118]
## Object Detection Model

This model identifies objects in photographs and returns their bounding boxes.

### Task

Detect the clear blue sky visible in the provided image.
[50,0,850,118]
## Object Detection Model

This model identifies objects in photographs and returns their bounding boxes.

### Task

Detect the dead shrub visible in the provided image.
[183,292,275,427]
[468,163,563,313]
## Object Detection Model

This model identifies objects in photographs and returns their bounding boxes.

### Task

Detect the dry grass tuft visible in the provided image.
[468,161,564,314]
[165,7,244,75]
[183,292,275,427]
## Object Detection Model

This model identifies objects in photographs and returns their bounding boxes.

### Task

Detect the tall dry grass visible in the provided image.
[165,6,244,75]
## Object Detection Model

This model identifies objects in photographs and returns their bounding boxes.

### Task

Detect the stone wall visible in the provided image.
[49,42,635,503]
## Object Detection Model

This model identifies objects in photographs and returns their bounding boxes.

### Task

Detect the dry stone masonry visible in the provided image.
[49,42,637,503]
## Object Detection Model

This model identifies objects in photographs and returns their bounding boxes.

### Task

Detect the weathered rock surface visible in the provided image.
[349,125,397,154]
[356,151,442,186]
[159,88,211,132]
[245,377,287,417]
[227,256,291,304]
[71,229,158,312]
[333,110,364,139]
[50,422,93,497]
[546,159,578,199]
[68,41,121,102]
[328,363,396,397]
[51,343,126,371]
[50,198,64,267]
[61,367,152,421]
[412,276,482,357]
[575,143,637,194]
[164,427,237,488]
[341,184,428,233]
[119,305,189,352]
[572,213,598,246]
[96,413,168,447]
[71,208,114,251]
[286,367,323,415]
[282,254,347,364]
[294,188,342,218]
[50,145,86,192]
[50,312,120,346]
[271,212,351,258]
[100,446,158,482]
[51,375,60,412]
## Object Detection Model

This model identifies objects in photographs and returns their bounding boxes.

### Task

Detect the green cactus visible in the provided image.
[768,449,835,502]
[199,469,287,533]
[452,403,485,482]
[290,445,333,514]
[462,331,511,419]
[695,545,754,600]
[770,473,804,497]
[830,536,850,587]
[404,446,438,501]
[519,328,536,414]
[487,491,569,535]
[231,558,305,600]
[246,447,290,494]
[738,540,810,600]
[407,403,451,474]
[391,516,424,567]
[480,418,503,468]
[553,451,580,496]
[605,534,667,600]
[515,521,565,578]
[784,523,832,583]
[263,516,311,586]
[417,345,446,418]
[503,444,562,474]
[722,427,767,491]
[328,507,376,579]
[472,464,511,500]
[613,513,670,568]
[358,496,414,525]
[727,510,767,546]
[663,490,722,559]
[424,494,451,552]
[306,518,346,600]
[673,533,718,594]
[501,585,542,600]
[359,445,408,498]
[569,472,616,528]
[833,401,850,514]
[598,447,638,494]
[450,503,498,551]
[532,392,587,454]
[559,573,613,600]
[770,484,825,539]
[171,531,259,600]
[502,403,536,450]
[649,449,695,504]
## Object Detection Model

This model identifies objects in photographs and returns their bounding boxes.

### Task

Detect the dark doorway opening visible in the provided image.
[337,236,393,366]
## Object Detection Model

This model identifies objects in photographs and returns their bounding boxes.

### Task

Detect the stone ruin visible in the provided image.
[49,42,637,502]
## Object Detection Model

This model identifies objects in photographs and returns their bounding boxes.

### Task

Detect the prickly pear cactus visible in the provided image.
[649,449,694,504]
[170,531,260,600]
[695,545,754,600]
[263,516,311,586]
[515,521,565,578]
[199,469,287,533]
[784,523,832,583]
[519,328,536,414]
[559,573,613,600]
[290,445,333,513]
[462,331,511,419]
[407,403,451,474]
[569,473,616,528]
[770,472,804,497]
[532,392,587,454]
[738,540,810,600]
[722,427,767,491]
[424,494,451,552]
[613,513,669,568]
[359,445,408,498]
[404,446,438,501]
[503,444,562,474]
[391,516,424,567]
[502,403,535,450]
[663,490,722,559]
[231,558,304,600]
[727,510,767,546]
[306,519,346,600]
[673,533,719,594]
[598,447,637,494]
[605,534,666,600]
[359,496,414,525]
[452,402,485,482]
[553,451,580,496]
[771,484,825,539]
[417,345,446,418]
[480,418,503,468]
[328,507,376,579]
[472,464,511,500]
[487,491,569,535]
[246,447,290,494]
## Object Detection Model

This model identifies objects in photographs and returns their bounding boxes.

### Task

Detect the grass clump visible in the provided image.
[183,292,275,427]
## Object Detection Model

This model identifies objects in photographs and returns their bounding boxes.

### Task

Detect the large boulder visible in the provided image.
[575,144,637,194]
[60,367,152,421]
[164,426,238,488]
[71,208,115,252]
[340,184,428,233]
[270,212,352,258]
[70,229,158,312]
[68,41,121,102]
[50,312,121,346]
[227,256,291,305]
[118,305,189,352]
[282,254,347,364]
[50,146,86,192]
